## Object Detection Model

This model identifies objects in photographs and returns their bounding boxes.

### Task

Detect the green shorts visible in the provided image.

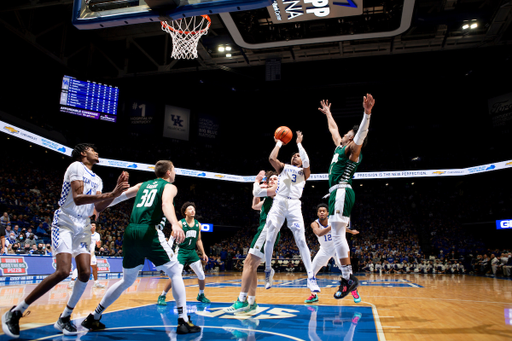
[250,223,281,254]
[328,186,355,218]
[122,223,175,269]
[177,249,200,266]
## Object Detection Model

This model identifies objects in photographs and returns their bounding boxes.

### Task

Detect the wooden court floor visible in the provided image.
[1,271,512,340]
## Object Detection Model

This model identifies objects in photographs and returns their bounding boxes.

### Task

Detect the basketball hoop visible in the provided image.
[161,15,211,60]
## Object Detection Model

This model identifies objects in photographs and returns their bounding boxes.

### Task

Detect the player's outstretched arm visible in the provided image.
[71,171,129,207]
[98,182,142,212]
[348,93,375,162]
[296,131,311,180]
[162,184,185,244]
[269,138,285,174]
[318,100,342,146]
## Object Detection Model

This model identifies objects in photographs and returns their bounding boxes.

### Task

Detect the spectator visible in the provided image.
[32,243,45,255]
[0,212,10,227]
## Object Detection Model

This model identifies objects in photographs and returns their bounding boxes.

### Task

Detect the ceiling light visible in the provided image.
[218,46,225,52]
[225,46,232,51]
[462,24,469,30]
[470,23,478,29]
[226,53,232,57]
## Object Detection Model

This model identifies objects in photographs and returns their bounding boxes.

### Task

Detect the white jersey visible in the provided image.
[90,231,101,254]
[315,219,333,249]
[275,164,306,200]
[57,161,103,219]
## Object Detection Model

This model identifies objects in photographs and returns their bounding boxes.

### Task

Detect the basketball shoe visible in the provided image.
[304,293,319,303]
[2,307,27,339]
[81,313,106,331]
[307,277,321,293]
[334,274,359,300]
[352,289,362,303]
[223,299,249,313]
[157,294,167,306]
[54,315,78,335]
[176,316,201,334]
[196,293,210,303]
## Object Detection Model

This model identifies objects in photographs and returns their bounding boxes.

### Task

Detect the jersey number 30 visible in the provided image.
[137,188,157,208]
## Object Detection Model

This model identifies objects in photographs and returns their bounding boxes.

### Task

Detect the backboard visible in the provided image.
[72,0,273,30]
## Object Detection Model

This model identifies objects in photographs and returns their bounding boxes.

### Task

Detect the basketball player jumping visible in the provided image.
[158,201,210,306]
[1,143,129,338]
[81,160,201,335]
[318,94,375,299]
[224,170,280,313]
[257,131,320,293]
[305,203,360,304]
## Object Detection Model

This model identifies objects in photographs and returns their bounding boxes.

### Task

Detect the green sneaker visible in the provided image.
[157,294,167,306]
[222,299,249,314]
[244,302,258,315]
[197,293,211,303]
[305,293,319,303]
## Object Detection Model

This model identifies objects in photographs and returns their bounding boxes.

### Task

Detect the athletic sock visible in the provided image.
[199,289,204,295]
[161,290,167,296]
[238,292,248,302]
[12,300,29,314]
[341,264,353,281]
[62,279,88,318]
[248,296,255,305]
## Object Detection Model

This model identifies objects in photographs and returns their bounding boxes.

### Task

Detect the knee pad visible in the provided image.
[190,260,205,280]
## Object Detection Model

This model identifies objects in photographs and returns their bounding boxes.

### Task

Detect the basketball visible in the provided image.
[274,126,293,145]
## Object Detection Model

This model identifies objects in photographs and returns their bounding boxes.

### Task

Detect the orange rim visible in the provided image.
[161,15,211,35]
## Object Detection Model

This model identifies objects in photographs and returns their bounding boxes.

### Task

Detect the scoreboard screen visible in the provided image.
[59,75,119,122]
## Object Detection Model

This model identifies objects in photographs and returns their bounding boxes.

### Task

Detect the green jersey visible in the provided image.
[328,145,362,188]
[129,178,168,226]
[259,197,273,227]
[178,218,200,251]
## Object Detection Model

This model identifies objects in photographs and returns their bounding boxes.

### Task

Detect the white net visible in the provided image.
[161,15,211,60]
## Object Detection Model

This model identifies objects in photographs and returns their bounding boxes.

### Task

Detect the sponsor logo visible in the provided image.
[147,166,155,170]
[3,126,19,134]
[41,138,66,153]
[0,257,29,275]
[96,258,111,273]
[201,224,213,232]
[432,171,445,175]
[214,174,225,178]
[497,219,512,229]
[467,165,495,174]
[506,162,512,166]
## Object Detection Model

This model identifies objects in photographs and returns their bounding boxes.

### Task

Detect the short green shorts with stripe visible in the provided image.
[328,186,355,217]
[250,224,281,254]
[177,249,200,266]
[122,223,174,269]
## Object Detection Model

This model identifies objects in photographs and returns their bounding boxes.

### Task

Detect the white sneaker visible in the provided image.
[93,281,105,288]
[265,268,275,290]
[307,277,321,293]
[68,280,75,289]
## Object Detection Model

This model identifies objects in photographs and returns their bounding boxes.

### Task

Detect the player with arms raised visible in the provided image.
[318,94,375,299]
[259,131,320,293]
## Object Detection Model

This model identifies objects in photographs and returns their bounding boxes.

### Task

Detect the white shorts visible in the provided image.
[312,246,342,275]
[52,210,91,258]
[91,254,97,266]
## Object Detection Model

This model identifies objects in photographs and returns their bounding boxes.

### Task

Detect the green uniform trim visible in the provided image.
[328,145,361,217]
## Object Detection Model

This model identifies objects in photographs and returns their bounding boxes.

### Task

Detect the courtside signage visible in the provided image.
[496,220,512,230]
[0,257,29,275]
[201,224,213,232]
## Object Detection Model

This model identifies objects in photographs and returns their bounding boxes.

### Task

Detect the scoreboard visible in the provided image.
[59,75,119,122]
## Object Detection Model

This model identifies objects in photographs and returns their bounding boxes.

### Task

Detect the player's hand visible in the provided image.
[351,229,360,235]
[255,170,266,183]
[202,254,209,262]
[117,171,129,184]
[363,93,375,115]
[172,224,185,244]
[296,131,303,144]
[112,180,130,197]
[318,99,332,115]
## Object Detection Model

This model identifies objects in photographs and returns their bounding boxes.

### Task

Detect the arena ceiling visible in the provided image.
[1,0,511,80]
